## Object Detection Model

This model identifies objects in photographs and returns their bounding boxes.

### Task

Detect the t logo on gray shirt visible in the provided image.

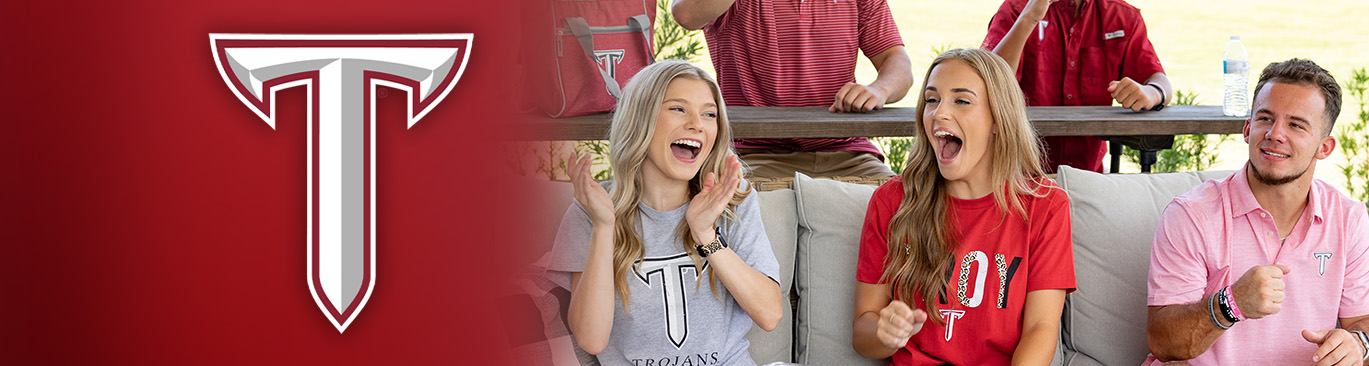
[634,253,706,349]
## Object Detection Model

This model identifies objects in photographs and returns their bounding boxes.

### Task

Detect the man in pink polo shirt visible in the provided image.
[671,0,913,178]
[1145,58,1369,365]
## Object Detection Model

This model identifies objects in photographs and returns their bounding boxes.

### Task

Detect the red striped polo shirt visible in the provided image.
[703,0,904,156]
[982,0,1165,173]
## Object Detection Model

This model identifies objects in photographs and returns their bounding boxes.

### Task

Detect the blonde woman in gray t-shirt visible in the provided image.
[548,60,783,366]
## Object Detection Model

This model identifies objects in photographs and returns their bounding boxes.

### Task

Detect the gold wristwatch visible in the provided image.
[696,227,729,257]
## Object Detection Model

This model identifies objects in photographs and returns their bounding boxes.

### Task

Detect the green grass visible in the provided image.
[686,0,1369,193]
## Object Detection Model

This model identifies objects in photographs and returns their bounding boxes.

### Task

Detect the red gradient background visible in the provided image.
[1,0,547,363]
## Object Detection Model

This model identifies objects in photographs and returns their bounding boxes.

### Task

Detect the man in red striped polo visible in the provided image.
[672,0,913,178]
[983,0,1174,173]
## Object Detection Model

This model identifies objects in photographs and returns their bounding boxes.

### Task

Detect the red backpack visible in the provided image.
[532,0,657,118]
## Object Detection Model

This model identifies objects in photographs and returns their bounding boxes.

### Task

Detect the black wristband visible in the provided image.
[1147,83,1167,111]
[1215,287,1241,324]
[695,227,729,257]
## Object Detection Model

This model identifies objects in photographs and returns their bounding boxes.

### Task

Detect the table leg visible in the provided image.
[1109,141,1122,174]
[1140,150,1158,173]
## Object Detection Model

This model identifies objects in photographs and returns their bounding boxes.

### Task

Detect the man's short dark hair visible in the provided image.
[1252,58,1342,135]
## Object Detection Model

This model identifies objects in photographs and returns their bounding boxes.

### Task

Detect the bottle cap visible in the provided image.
[1231,35,1240,40]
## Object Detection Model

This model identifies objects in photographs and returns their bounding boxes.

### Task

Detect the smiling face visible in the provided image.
[1244,81,1336,187]
[922,60,996,195]
[642,77,719,186]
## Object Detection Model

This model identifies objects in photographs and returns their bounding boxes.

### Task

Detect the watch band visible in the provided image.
[696,227,729,258]
[1147,83,1167,111]
[1352,330,1369,361]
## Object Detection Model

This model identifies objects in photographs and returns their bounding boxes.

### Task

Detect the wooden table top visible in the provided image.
[515,105,1248,141]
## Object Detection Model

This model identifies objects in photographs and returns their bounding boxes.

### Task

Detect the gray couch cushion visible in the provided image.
[792,173,885,366]
[1055,166,1233,366]
[747,189,799,364]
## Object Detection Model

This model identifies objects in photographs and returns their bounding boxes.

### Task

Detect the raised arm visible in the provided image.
[670,0,735,31]
[988,0,1057,73]
[686,155,783,330]
[564,153,618,354]
[1147,264,1290,361]
[698,244,783,330]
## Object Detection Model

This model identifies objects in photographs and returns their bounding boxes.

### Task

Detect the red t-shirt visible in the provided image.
[981,0,1165,173]
[857,176,1077,365]
[704,0,904,157]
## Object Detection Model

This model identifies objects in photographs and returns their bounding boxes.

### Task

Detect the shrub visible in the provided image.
[1338,68,1369,207]
[575,140,614,181]
[653,0,704,62]
[874,137,914,174]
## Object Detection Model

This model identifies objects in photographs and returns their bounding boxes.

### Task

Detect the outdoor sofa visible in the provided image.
[528,166,1234,365]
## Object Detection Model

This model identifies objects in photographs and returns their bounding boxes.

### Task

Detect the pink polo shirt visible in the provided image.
[1145,166,1369,365]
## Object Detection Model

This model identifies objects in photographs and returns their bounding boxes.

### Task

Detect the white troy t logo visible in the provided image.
[635,253,706,349]
[209,34,472,332]
[1315,252,1334,276]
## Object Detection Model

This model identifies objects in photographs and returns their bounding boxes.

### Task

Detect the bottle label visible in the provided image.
[1224,60,1249,75]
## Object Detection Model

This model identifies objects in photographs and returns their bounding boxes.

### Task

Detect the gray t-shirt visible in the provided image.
[548,181,780,366]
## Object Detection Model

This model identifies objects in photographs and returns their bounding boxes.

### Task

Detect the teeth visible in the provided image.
[672,139,701,148]
[933,131,956,138]
[1264,150,1290,158]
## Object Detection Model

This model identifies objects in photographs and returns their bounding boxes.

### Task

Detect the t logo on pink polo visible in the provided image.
[209,34,472,332]
[1314,253,1334,276]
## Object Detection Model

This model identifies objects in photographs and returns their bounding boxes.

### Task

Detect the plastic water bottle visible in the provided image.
[1223,36,1250,116]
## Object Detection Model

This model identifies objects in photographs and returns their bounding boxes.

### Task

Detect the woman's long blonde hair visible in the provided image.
[881,48,1049,324]
[606,60,749,308]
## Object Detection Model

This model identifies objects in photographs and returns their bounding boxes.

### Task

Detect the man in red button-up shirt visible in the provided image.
[983,0,1173,173]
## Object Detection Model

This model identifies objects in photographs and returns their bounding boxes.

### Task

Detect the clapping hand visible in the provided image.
[569,153,614,227]
[685,155,743,244]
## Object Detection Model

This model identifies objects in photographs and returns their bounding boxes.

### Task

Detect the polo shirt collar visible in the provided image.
[1226,164,1326,224]
[1228,165,1263,218]
[1307,176,1327,224]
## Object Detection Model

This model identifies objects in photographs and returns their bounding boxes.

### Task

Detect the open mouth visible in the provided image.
[671,138,702,161]
[933,130,962,161]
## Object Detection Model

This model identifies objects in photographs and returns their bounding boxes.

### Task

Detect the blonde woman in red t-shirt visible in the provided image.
[852,48,1077,365]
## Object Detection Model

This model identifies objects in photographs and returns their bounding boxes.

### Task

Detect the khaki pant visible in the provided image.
[737,149,894,178]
